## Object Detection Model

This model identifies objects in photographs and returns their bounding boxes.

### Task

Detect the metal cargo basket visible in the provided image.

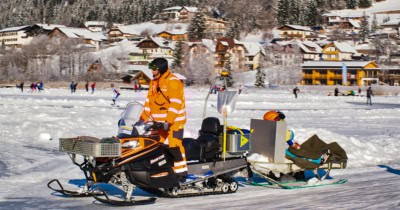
[220,133,251,153]
[59,136,121,157]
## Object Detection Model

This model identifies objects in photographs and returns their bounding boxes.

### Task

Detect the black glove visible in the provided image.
[133,120,144,127]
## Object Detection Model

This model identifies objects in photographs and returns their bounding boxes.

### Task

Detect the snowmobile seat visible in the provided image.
[199,117,222,136]
[183,117,222,162]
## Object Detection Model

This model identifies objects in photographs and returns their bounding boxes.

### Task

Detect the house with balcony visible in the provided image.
[0,25,32,49]
[188,38,247,73]
[204,17,230,39]
[301,61,380,86]
[322,41,357,61]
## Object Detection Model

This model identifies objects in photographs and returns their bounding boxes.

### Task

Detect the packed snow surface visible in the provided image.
[0,85,399,209]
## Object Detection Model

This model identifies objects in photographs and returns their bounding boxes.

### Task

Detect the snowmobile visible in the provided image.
[48,102,248,206]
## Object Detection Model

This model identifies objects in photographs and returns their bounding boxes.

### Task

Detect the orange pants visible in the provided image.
[158,123,188,176]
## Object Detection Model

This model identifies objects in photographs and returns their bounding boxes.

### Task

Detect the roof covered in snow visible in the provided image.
[0,25,31,33]
[333,41,357,53]
[117,22,189,36]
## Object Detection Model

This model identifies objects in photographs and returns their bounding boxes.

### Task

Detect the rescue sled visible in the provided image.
[48,102,248,206]
[246,119,348,189]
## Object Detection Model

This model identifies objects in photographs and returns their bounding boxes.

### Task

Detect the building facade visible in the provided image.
[302,61,380,86]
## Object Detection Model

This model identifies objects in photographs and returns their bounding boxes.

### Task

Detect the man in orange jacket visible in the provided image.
[138,58,188,178]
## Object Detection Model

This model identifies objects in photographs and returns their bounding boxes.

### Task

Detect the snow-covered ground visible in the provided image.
[0,85,399,209]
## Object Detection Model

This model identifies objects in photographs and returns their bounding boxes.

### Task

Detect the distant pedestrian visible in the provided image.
[111,84,121,106]
[213,85,218,94]
[238,84,243,94]
[134,83,138,92]
[70,81,75,93]
[293,87,300,98]
[366,86,373,105]
[33,83,37,92]
[20,81,24,92]
[91,82,96,94]
[334,87,339,96]
[37,81,44,92]
[138,83,141,91]
[85,81,89,92]
[73,82,78,93]
[358,87,361,95]
[30,83,35,92]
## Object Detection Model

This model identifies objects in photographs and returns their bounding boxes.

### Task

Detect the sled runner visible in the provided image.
[48,102,248,206]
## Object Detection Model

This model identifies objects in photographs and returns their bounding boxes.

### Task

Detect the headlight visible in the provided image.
[121,140,139,149]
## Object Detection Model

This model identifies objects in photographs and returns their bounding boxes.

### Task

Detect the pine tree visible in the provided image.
[358,0,371,8]
[304,0,318,26]
[224,54,234,87]
[277,0,290,26]
[346,0,357,9]
[371,14,378,33]
[288,0,300,25]
[188,12,206,41]
[225,21,239,40]
[172,40,184,68]
[359,12,370,41]
[254,67,266,88]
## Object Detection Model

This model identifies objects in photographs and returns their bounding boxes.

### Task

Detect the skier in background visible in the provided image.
[111,84,121,106]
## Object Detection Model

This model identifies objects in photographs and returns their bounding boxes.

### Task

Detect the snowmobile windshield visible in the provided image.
[119,102,144,127]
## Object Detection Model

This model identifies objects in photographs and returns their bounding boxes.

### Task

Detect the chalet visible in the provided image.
[121,65,186,87]
[108,22,189,43]
[295,40,323,61]
[381,66,400,86]
[322,13,363,27]
[25,24,66,37]
[301,61,380,86]
[84,21,107,32]
[158,6,198,21]
[204,17,230,39]
[242,42,265,70]
[156,30,188,41]
[48,27,107,49]
[277,25,314,40]
[0,25,32,49]
[322,41,357,61]
[380,18,400,34]
[136,37,175,62]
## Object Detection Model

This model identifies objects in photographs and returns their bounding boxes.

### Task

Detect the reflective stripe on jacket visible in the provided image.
[140,69,186,125]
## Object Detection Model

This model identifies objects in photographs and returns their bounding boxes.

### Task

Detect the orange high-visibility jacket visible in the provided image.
[140,69,186,125]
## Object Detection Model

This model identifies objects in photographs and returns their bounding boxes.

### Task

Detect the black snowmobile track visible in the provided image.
[141,176,237,198]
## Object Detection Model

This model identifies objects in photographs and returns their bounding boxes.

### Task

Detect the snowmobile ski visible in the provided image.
[91,187,156,206]
[47,179,97,197]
